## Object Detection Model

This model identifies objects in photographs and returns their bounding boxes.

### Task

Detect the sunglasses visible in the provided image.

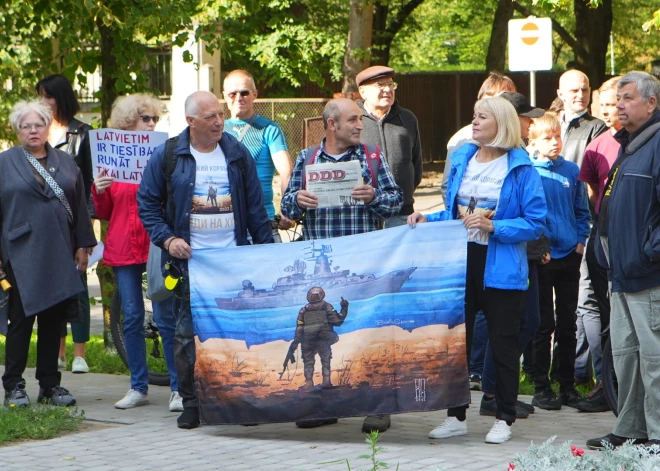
[140,115,160,124]
[226,90,252,99]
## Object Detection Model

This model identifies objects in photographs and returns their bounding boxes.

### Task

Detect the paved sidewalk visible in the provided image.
[0,368,615,471]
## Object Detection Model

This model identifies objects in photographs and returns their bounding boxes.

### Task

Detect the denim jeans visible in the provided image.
[482,261,540,394]
[113,264,149,394]
[470,312,488,376]
[173,279,197,409]
[152,295,179,392]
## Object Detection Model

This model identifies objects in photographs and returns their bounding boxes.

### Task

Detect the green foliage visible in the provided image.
[209,0,347,95]
[389,0,496,71]
[0,404,85,445]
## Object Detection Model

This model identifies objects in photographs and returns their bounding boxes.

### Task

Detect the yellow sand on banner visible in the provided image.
[194,323,467,401]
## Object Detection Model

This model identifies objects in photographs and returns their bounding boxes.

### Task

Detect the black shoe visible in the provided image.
[586,433,647,451]
[479,395,529,419]
[362,415,391,433]
[37,386,76,406]
[516,400,535,414]
[4,381,30,408]
[295,418,338,429]
[177,407,200,429]
[532,387,561,410]
[560,388,582,409]
[576,383,611,413]
[640,439,660,453]
[469,374,482,391]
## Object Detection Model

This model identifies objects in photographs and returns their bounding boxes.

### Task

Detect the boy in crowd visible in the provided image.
[527,114,591,410]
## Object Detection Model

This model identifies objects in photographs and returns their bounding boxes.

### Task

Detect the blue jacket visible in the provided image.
[607,111,660,293]
[137,128,273,270]
[531,155,590,259]
[428,144,547,290]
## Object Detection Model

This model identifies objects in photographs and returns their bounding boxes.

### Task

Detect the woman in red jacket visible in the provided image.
[93,94,181,412]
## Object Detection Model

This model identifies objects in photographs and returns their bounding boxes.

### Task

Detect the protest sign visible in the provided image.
[89,129,168,184]
[188,221,469,425]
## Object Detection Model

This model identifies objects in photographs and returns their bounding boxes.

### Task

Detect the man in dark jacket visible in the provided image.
[138,91,273,430]
[587,71,660,451]
[356,66,422,227]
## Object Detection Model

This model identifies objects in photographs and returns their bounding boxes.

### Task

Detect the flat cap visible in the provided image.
[356,66,395,87]
[500,92,545,118]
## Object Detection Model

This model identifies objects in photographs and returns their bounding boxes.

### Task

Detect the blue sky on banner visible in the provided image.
[189,221,467,346]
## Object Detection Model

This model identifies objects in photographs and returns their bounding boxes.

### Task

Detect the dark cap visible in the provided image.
[356,66,395,87]
[500,92,545,118]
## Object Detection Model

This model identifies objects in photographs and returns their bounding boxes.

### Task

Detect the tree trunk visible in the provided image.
[97,20,118,350]
[486,0,515,72]
[372,0,425,66]
[371,3,389,66]
[342,0,374,95]
[573,0,612,88]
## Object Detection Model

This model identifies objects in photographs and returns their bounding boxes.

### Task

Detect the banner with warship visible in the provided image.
[189,221,469,425]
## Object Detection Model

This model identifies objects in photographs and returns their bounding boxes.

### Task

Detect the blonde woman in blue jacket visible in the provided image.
[408,96,547,444]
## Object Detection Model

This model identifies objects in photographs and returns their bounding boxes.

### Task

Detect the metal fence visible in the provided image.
[220,99,328,161]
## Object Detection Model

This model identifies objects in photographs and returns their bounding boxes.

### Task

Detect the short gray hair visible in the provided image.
[184,94,200,117]
[618,72,660,109]
[9,100,52,132]
[322,101,341,130]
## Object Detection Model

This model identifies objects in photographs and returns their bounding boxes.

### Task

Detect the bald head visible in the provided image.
[185,91,219,117]
[558,70,591,116]
[223,70,257,91]
[322,98,360,129]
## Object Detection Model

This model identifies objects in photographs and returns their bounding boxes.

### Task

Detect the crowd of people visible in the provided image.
[1,66,659,451]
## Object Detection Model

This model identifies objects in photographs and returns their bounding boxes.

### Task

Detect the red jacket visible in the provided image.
[93,182,150,266]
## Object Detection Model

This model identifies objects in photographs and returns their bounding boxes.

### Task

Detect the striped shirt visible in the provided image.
[281,139,403,240]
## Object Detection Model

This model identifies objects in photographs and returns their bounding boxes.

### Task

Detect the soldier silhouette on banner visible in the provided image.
[284,287,349,388]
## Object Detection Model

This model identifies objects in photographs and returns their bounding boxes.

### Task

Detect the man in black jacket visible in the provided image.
[587,71,660,451]
[356,66,422,228]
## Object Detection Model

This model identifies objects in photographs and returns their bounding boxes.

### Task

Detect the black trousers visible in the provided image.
[173,277,198,409]
[533,250,581,392]
[2,263,63,392]
[448,243,525,423]
[585,227,610,346]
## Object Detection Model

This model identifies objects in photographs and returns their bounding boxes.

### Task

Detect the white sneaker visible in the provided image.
[72,357,89,374]
[485,419,512,444]
[169,391,184,412]
[428,417,468,439]
[115,389,149,409]
[58,358,66,370]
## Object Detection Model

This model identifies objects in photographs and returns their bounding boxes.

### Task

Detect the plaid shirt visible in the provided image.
[281,139,403,240]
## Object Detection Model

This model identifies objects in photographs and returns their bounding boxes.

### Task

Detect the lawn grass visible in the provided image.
[519,371,595,397]
[0,404,85,445]
[0,334,168,375]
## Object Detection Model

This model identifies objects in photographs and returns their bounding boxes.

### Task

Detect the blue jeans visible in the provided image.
[114,264,149,394]
[470,312,488,376]
[153,296,179,392]
[482,261,540,394]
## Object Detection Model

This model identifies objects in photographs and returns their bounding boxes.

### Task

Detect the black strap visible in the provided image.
[164,137,179,224]
[625,122,660,155]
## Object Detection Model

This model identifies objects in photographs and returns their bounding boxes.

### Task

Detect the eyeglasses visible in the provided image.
[367,81,398,90]
[18,122,47,131]
[140,115,160,124]
[225,90,252,99]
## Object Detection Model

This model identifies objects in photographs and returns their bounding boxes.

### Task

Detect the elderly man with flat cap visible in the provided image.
[356,66,422,229]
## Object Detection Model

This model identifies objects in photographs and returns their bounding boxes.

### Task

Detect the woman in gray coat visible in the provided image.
[0,101,96,407]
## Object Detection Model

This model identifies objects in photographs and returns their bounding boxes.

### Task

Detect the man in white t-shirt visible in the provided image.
[138,91,273,430]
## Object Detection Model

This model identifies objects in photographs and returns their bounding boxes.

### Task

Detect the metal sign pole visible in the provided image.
[529,71,537,106]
